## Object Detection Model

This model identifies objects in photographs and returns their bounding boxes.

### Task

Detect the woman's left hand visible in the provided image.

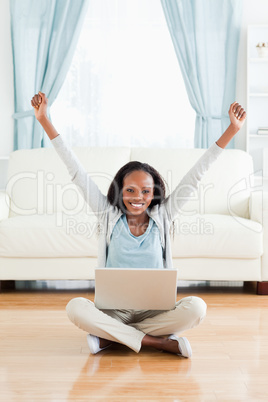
[229,101,246,131]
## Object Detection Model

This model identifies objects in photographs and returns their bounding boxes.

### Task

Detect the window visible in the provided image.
[51,0,195,148]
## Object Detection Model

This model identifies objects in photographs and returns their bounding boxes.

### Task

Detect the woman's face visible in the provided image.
[122,170,154,216]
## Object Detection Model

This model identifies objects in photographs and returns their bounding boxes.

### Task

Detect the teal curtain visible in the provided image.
[10,0,89,150]
[161,0,243,148]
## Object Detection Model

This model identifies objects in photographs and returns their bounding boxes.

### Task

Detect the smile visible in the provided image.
[129,202,144,209]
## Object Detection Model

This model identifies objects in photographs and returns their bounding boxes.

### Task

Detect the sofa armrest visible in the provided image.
[249,191,268,224]
[250,191,268,281]
[0,191,10,221]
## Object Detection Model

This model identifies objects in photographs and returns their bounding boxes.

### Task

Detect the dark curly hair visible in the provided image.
[107,161,166,212]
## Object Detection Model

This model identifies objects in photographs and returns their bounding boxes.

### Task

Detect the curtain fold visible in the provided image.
[10,0,89,150]
[161,0,243,148]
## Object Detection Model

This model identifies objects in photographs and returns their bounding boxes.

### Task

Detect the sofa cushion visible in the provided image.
[131,148,253,218]
[0,214,98,257]
[6,146,131,217]
[171,214,263,258]
[0,213,262,259]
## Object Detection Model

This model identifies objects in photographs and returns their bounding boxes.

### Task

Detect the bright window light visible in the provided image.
[51,0,195,148]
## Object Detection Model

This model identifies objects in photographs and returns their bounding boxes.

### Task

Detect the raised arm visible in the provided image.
[216,102,246,148]
[31,92,108,215]
[165,102,246,220]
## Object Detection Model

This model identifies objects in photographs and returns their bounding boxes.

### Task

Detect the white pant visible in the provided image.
[66,296,207,353]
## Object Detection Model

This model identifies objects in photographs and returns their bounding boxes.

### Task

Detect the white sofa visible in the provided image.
[0,144,267,294]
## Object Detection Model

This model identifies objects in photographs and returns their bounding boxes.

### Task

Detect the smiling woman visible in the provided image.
[123,171,154,213]
[31,86,246,358]
[50,0,195,148]
[107,160,166,214]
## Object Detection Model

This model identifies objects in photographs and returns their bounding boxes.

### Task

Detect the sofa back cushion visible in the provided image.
[130,147,253,218]
[7,146,131,217]
[6,145,253,218]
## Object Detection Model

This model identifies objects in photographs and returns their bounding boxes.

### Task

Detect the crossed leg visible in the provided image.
[66,296,207,354]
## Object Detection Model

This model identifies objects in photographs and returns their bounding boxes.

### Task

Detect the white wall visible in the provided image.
[0,0,14,157]
[1,0,268,156]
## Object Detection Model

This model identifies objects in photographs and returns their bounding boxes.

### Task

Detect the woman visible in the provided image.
[31,92,246,357]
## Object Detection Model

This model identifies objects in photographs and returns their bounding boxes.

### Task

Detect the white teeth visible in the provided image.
[131,203,143,208]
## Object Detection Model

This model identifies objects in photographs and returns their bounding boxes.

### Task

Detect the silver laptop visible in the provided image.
[94,268,178,310]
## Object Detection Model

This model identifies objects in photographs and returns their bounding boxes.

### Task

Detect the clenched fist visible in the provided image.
[31,92,48,122]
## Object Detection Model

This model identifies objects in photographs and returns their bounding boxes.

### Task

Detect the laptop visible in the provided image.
[94,268,178,310]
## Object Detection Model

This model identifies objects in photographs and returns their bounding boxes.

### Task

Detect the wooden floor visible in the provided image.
[1,282,268,401]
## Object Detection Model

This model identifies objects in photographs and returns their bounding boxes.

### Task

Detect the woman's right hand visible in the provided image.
[31,92,48,122]
[31,92,59,140]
